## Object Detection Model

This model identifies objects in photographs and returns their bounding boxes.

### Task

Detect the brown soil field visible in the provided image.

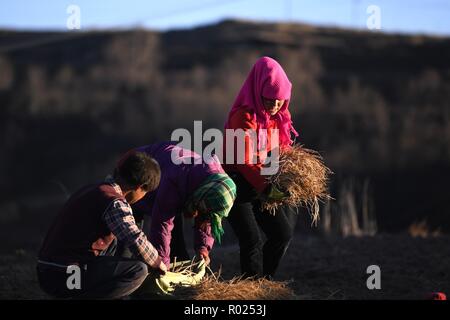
[2,233,449,300]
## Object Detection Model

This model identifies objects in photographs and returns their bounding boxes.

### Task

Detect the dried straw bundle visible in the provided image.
[262,144,332,224]
[136,260,297,300]
[174,275,296,300]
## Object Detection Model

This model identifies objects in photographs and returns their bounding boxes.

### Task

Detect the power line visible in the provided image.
[131,0,250,27]
[0,0,250,53]
[285,0,293,22]
[0,0,448,53]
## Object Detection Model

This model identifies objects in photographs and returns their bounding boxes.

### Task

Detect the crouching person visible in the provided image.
[126,142,237,268]
[36,151,167,299]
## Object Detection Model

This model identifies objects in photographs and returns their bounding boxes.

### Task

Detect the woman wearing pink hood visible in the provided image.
[223,56,299,278]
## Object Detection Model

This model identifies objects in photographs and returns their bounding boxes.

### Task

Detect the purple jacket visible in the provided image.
[135,142,224,266]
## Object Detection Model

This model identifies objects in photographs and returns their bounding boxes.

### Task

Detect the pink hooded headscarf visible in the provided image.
[224,56,298,149]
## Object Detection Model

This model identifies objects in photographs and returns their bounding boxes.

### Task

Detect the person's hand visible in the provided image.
[158,260,168,275]
[151,256,167,275]
[197,248,210,266]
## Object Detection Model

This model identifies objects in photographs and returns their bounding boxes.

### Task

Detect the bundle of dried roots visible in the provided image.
[261,144,332,225]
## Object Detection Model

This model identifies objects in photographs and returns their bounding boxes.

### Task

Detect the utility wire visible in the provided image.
[0,0,250,53]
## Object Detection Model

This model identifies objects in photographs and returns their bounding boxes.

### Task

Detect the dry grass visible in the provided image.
[138,260,297,300]
[408,219,442,238]
[174,275,297,300]
[262,145,332,224]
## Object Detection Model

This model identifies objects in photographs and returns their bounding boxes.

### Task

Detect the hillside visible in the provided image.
[1,20,450,241]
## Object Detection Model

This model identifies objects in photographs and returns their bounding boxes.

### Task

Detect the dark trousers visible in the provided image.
[227,172,298,278]
[37,241,148,299]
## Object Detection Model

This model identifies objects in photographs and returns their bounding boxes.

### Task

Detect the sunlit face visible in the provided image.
[262,96,285,115]
[125,186,148,204]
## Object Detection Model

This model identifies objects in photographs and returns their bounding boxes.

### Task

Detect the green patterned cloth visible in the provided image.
[190,173,237,243]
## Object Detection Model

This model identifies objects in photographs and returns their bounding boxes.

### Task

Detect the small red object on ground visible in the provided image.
[427,292,447,300]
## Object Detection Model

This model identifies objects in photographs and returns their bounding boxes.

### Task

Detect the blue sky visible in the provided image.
[1,0,449,35]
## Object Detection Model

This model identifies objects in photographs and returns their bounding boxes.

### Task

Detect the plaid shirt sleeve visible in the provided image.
[104,199,160,268]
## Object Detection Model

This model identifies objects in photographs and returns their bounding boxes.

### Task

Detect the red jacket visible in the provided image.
[223,107,278,193]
